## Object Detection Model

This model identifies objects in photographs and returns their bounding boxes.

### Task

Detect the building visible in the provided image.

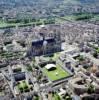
[27,31,61,57]
[45,64,56,71]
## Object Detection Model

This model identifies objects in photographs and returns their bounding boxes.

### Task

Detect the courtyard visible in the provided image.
[42,64,70,81]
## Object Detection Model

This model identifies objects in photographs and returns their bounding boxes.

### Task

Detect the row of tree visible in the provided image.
[3,18,55,25]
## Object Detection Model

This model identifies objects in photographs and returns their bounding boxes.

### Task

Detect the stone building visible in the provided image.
[27,31,61,57]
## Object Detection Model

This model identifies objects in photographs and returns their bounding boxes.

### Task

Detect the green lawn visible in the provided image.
[0,51,23,59]
[0,18,54,28]
[43,65,70,81]
[0,19,42,28]
[62,15,75,20]
[52,93,61,100]
[52,53,60,61]
[17,81,29,92]
[91,15,99,21]
[0,92,4,96]
[26,66,33,72]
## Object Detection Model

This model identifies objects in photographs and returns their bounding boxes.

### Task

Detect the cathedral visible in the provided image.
[27,28,61,57]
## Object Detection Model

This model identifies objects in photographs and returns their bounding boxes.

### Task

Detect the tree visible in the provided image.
[93,51,98,58]
[87,84,95,94]
[23,19,29,24]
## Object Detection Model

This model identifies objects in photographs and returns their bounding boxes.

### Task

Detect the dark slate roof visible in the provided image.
[14,72,26,81]
[46,38,55,43]
[32,40,43,45]
[32,38,55,46]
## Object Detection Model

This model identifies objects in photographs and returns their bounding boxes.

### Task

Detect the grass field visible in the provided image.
[17,81,28,89]
[43,65,70,81]
[0,18,55,28]
[0,19,44,28]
